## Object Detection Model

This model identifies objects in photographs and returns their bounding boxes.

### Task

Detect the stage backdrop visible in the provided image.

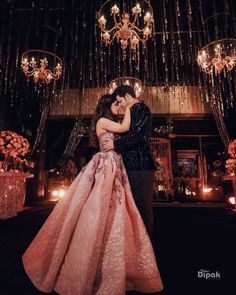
[50,86,212,116]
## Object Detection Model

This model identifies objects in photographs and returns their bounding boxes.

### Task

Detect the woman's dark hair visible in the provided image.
[89,94,117,148]
[113,84,136,98]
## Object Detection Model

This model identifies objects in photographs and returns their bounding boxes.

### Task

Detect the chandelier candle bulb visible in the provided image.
[98,15,106,26]
[144,27,151,36]
[111,5,119,15]
[132,4,142,14]
[144,12,152,22]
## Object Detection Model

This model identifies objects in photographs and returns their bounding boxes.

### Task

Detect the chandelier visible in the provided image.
[197,38,236,75]
[21,50,62,84]
[98,1,154,55]
[154,119,174,138]
[109,76,143,97]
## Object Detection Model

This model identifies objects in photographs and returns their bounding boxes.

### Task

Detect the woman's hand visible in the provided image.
[126,101,137,109]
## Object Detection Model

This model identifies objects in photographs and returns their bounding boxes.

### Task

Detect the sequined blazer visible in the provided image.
[114,101,156,171]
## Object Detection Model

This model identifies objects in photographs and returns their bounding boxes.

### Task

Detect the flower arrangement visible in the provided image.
[225,158,236,176]
[228,139,236,159]
[0,130,34,172]
[225,139,236,176]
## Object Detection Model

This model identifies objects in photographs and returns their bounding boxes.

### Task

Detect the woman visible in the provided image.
[22,94,163,295]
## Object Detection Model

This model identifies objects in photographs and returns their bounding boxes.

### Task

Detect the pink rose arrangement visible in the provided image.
[228,139,236,159]
[0,130,34,171]
[0,130,30,157]
[225,139,236,176]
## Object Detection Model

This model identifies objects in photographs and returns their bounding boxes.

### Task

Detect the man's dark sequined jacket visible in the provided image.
[114,101,156,171]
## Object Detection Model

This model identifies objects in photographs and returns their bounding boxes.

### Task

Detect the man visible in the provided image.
[102,84,156,237]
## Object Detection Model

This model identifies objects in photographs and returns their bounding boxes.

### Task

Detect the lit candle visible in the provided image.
[111,4,119,14]
[144,12,151,22]
[144,27,151,36]
[98,15,106,26]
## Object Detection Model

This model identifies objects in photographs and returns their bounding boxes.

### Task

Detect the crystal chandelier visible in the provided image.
[21,50,62,84]
[98,1,154,55]
[109,76,143,97]
[197,38,236,75]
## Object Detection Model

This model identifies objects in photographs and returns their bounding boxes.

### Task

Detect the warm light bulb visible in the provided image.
[203,187,213,193]
[111,4,119,14]
[52,190,58,197]
[228,196,236,205]
[144,27,151,36]
[98,15,107,26]
[144,12,152,22]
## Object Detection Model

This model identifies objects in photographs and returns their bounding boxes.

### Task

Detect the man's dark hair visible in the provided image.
[113,85,136,98]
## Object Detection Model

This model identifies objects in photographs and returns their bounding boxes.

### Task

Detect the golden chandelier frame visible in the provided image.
[197,38,236,75]
[21,49,62,84]
[98,1,154,55]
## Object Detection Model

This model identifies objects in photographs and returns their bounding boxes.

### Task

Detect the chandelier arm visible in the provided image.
[45,70,60,78]
[131,12,139,27]
[98,0,110,15]
[100,25,119,34]
[113,12,120,26]
[133,25,151,33]
[23,69,39,76]
[132,31,144,42]
[108,32,120,44]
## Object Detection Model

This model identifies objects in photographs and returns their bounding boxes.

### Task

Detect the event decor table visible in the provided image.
[0,172,33,219]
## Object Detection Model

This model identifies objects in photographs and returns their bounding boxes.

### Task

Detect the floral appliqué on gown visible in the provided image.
[22,132,163,295]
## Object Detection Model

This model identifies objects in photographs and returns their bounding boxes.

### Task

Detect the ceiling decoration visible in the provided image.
[98,1,154,59]
[0,0,236,142]
[197,38,236,75]
[21,50,62,84]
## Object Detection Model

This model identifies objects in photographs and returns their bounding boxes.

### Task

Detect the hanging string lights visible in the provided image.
[1,0,236,126]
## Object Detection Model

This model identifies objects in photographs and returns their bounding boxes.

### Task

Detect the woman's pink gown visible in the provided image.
[22,132,163,295]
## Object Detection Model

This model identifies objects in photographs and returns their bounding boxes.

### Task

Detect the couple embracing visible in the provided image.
[22,85,164,294]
